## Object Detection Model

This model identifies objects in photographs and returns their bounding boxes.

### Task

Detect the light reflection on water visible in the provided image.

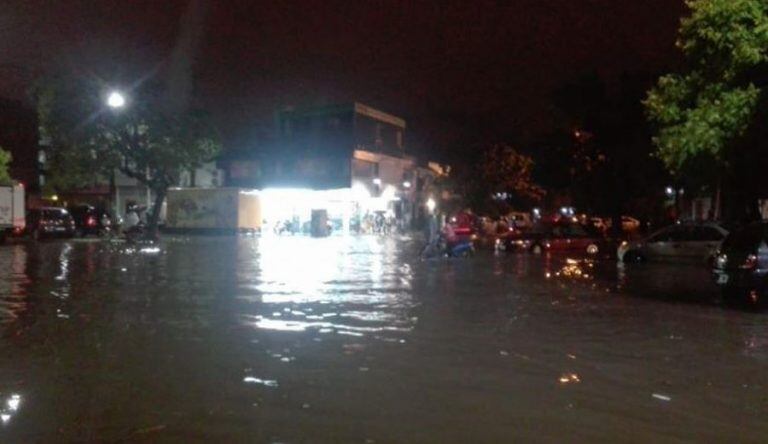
[1,237,768,441]
[545,257,596,281]
[240,236,416,338]
[0,393,21,425]
[0,246,28,325]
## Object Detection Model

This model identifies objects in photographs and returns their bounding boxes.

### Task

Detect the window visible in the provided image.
[667,227,689,242]
[648,226,677,243]
[722,223,768,251]
[351,158,377,178]
[691,226,725,242]
[374,123,383,147]
[562,223,588,238]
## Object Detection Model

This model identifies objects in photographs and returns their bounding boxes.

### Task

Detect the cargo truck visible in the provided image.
[165,188,261,233]
[0,183,25,243]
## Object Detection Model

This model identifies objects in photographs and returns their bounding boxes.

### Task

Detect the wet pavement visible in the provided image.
[0,235,767,442]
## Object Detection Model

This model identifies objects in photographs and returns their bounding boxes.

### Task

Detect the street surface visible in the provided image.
[0,236,766,442]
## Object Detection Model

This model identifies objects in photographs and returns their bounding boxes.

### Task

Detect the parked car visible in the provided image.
[499,220,607,255]
[26,207,76,239]
[620,216,641,232]
[507,211,533,230]
[618,222,727,263]
[712,222,768,302]
[67,204,113,237]
[592,215,641,233]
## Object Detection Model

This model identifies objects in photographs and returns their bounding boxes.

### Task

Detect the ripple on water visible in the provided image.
[237,236,416,341]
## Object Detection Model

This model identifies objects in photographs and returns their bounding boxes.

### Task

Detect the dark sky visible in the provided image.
[1,0,687,160]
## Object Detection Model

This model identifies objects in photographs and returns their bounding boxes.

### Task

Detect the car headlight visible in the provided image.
[715,253,727,269]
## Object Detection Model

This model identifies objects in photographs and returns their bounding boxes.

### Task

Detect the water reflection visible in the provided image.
[544,255,596,281]
[546,257,595,281]
[0,393,21,425]
[241,236,416,339]
[243,376,278,387]
[1,238,767,441]
[0,246,29,325]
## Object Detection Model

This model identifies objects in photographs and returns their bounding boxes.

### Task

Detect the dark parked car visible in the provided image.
[498,220,608,256]
[26,207,76,239]
[712,222,768,302]
[67,204,112,237]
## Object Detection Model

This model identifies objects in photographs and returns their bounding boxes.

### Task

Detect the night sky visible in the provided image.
[1,0,687,160]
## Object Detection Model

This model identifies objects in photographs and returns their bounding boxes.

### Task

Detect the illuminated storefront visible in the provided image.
[258,180,404,235]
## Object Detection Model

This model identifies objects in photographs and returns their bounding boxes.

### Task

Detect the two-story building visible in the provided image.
[221,102,442,234]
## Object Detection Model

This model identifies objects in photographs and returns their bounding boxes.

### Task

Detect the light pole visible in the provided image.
[105,90,126,217]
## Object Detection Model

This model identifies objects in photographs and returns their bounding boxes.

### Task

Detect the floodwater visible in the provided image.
[0,236,767,442]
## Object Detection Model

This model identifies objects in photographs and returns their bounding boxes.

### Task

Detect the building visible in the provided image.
[220,102,443,234]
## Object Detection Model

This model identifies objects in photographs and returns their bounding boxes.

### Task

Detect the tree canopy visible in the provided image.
[35,72,221,231]
[455,143,544,216]
[537,72,668,222]
[0,148,11,186]
[645,0,768,171]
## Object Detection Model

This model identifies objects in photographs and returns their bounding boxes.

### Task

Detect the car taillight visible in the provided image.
[740,254,758,270]
[86,216,96,227]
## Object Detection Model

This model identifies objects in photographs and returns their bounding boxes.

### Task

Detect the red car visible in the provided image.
[499,220,607,256]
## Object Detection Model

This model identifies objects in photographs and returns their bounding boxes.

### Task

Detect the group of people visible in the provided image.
[351,211,397,235]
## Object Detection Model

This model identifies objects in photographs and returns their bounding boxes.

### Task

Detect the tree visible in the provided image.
[35,72,221,236]
[0,148,11,186]
[457,143,544,216]
[541,72,669,227]
[645,0,768,218]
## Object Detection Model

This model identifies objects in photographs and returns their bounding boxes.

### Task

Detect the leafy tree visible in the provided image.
[645,0,768,218]
[34,73,221,235]
[456,143,544,216]
[0,148,11,186]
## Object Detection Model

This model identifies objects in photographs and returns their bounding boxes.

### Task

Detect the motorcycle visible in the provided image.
[123,223,146,243]
[421,235,475,259]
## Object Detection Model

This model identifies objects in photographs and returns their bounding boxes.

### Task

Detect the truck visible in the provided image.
[0,183,25,243]
[165,187,261,233]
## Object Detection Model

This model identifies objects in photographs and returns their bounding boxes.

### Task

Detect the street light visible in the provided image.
[426,197,436,213]
[106,91,126,109]
[403,181,411,189]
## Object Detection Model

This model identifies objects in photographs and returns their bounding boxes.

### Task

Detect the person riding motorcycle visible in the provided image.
[122,205,142,236]
[442,222,458,248]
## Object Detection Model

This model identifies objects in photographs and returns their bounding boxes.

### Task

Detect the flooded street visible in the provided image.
[1,236,767,442]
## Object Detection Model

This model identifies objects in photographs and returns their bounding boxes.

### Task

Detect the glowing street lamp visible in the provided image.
[403,181,411,189]
[106,91,126,109]
[426,197,436,213]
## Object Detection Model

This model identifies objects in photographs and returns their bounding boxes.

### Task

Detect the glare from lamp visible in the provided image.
[107,91,126,109]
[426,197,436,213]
